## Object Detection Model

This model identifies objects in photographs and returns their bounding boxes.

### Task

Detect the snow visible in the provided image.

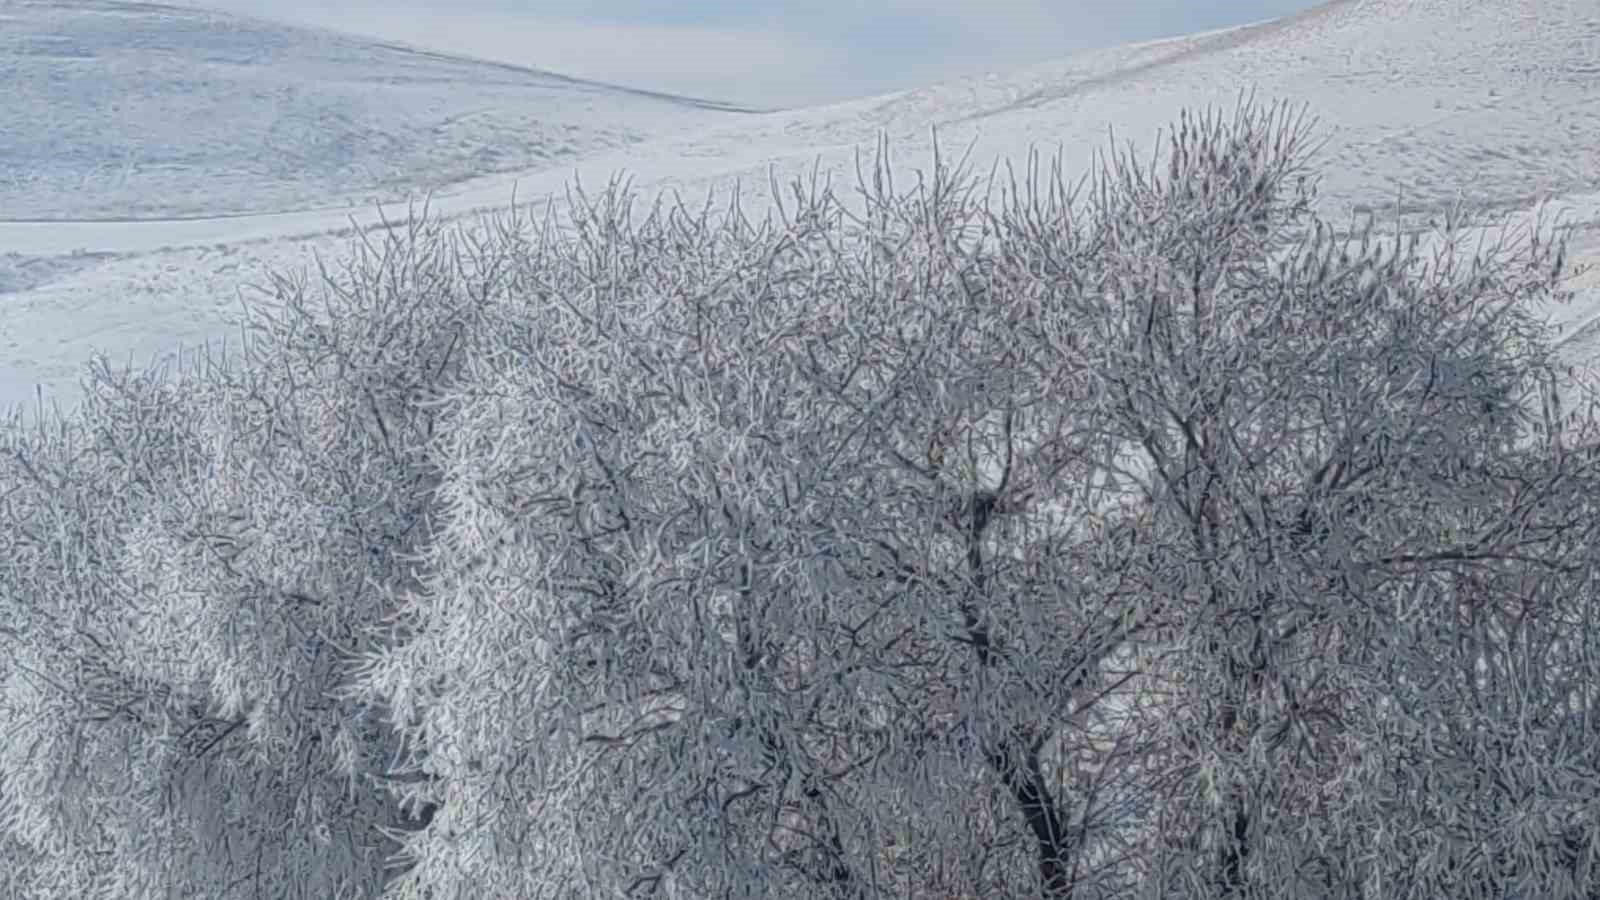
[0,0,753,222]
[2,0,1599,414]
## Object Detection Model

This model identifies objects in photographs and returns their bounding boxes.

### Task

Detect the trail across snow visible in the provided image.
[3,0,1598,414]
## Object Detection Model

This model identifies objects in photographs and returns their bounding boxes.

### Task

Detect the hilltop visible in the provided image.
[0,0,755,222]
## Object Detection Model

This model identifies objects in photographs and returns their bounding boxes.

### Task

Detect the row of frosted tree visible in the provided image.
[3,101,1599,899]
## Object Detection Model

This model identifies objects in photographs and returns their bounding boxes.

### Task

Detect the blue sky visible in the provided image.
[185,0,1327,108]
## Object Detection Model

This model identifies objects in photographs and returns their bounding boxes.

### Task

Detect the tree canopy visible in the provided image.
[3,99,1598,899]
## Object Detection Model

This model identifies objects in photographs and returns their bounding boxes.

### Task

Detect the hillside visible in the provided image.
[0,0,754,222]
[713,0,1600,231]
[0,0,1597,411]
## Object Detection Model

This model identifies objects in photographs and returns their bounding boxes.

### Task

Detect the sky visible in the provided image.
[182,1,1327,109]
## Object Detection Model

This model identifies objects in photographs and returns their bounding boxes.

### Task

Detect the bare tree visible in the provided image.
[3,99,1597,900]
[0,208,507,898]
[1017,105,1600,900]
[343,100,1599,899]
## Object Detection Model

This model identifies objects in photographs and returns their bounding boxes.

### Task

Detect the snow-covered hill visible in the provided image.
[0,0,754,222]
[2,0,1598,412]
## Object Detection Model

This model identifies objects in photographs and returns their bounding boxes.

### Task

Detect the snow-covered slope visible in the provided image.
[752,0,1600,229]
[2,0,1598,412]
[0,0,753,222]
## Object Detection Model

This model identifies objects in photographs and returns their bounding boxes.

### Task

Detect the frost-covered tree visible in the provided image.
[3,99,1598,900]
[1013,110,1600,899]
[346,102,1600,899]
[0,210,505,898]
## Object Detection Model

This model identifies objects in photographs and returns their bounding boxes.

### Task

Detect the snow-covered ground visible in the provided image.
[0,0,754,222]
[2,0,1598,413]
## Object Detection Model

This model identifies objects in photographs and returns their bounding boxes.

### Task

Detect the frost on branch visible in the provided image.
[0,209,496,898]
[3,100,1599,900]
[351,102,1600,900]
